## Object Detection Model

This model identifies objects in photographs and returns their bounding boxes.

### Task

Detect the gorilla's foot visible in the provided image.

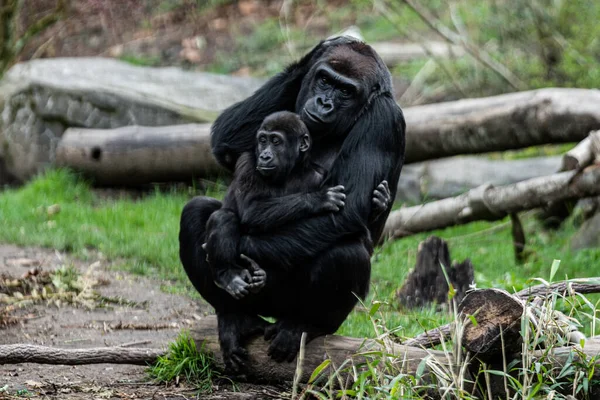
[218,313,270,375]
[264,320,323,362]
[220,330,248,375]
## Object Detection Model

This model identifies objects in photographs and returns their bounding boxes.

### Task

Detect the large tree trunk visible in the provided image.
[383,165,600,240]
[404,88,600,163]
[55,124,223,185]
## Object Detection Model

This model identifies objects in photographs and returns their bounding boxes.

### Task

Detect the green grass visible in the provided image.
[2,169,600,339]
[148,330,219,392]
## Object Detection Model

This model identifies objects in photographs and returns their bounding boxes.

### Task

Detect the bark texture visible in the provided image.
[383,165,600,240]
[55,124,223,184]
[404,88,600,163]
[0,344,164,365]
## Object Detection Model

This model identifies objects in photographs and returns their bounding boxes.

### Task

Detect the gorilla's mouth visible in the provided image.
[256,166,276,175]
[303,108,324,124]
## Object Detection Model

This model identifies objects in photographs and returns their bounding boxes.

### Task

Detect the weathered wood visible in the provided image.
[191,316,447,384]
[539,130,600,228]
[0,344,164,365]
[55,124,224,185]
[403,324,452,348]
[396,236,473,308]
[383,165,600,240]
[561,131,599,171]
[459,289,524,359]
[52,89,600,185]
[516,278,600,299]
[404,88,600,163]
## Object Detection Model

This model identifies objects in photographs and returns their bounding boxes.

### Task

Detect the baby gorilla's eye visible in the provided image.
[272,138,281,145]
[258,136,267,144]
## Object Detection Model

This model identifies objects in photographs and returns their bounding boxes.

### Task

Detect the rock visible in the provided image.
[571,211,600,250]
[0,58,263,183]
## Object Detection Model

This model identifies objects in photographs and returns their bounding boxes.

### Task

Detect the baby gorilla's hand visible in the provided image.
[240,254,267,293]
[319,185,346,212]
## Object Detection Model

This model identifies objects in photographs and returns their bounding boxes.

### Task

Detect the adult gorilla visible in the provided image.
[180,36,405,372]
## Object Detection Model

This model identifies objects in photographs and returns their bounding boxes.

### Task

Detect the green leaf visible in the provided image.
[550,259,561,282]
[308,359,330,384]
[369,301,382,317]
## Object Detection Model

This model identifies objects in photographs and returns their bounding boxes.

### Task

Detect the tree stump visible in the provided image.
[397,236,474,308]
[458,289,524,360]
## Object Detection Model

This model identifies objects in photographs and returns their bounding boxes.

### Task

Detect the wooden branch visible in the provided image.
[0,344,164,365]
[404,88,600,164]
[383,165,600,240]
[517,279,600,299]
[403,324,452,348]
[55,124,224,185]
[561,131,600,171]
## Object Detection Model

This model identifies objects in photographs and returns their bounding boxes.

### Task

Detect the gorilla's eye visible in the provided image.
[340,87,351,96]
[320,76,329,85]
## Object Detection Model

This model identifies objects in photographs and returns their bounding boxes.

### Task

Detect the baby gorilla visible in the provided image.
[204,111,346,299]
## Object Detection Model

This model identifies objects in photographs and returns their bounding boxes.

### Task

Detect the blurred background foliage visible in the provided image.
[2,0,599,104]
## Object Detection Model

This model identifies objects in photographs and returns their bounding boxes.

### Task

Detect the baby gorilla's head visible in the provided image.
[255,111,311,183]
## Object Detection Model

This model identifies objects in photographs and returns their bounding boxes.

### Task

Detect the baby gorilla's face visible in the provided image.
[255,129,288,180]
[255,113,311,183]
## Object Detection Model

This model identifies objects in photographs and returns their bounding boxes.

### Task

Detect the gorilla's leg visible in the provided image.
[179,196,222,302]
[265,238,371,362]
[179,196,268,374]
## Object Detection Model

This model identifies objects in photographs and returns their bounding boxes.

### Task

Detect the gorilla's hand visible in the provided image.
[372,180,391,218]
[217,269,252,300]
[319,185,346,212]
[240,254,267,293]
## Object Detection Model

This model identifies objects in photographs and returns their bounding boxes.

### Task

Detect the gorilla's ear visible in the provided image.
[299,133,311,153]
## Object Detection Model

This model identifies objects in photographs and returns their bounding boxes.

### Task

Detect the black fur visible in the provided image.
[204,111,345,302]
[179,37,405,374]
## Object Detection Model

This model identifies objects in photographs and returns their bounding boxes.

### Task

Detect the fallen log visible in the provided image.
[190,316,445,384]
[383,165,600,240]
[0,344,164,365]
[412,279,600,350]
[54,89,600,185]
[55,124,223,185]
[404,88,600,163]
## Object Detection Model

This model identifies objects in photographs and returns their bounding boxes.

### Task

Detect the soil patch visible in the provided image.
[0,244,276,399]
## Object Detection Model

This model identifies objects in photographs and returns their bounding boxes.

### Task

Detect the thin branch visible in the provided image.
[0,344,164,365]
[391,0,526,90]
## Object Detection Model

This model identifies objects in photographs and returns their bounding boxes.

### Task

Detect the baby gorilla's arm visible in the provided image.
[240,186,346,232]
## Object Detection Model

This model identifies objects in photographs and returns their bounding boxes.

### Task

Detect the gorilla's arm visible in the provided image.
[240,186,345,232]
[241,96,406,268]
[211,37,358,171]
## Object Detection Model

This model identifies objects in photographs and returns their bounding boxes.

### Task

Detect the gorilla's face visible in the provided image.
[255,111,311,183]
[296,45,378,138]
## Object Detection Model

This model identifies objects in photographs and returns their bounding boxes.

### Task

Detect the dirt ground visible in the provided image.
[0,244,280,400]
